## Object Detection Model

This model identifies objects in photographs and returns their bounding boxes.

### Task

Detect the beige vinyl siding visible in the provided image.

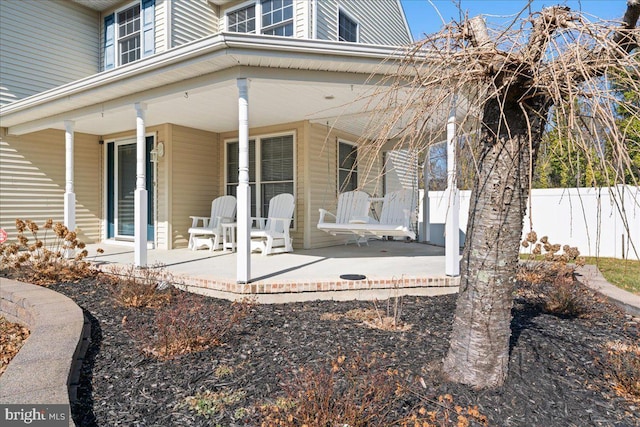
[169,125,219,249]
[220,122,306,249]
[315,0,411,45]
[155,0,168,52]
[305,123,382,248]
[156,124,171,249]
[295,0,311,38]
[0,129,102,244]
[0,0,99,105]
[170,0,219,47]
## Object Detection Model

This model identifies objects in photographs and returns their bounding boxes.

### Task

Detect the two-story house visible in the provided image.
[1,0,421,277]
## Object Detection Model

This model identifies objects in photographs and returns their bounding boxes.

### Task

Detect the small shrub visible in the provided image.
[258,354,488,427]
[104,263,174,308]
[517,232,589,316]
[185,389,247,420]
[0,219,97,285]
[604,341,640,399]
[129,293,255,360]
[259,353,403,427]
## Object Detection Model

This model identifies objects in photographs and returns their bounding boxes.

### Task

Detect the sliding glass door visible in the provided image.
[107,137,154,240]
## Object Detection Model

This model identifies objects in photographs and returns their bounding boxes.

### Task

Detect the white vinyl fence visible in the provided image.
[419,185,640,260]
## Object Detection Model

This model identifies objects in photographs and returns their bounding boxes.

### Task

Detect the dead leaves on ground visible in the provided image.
[0,316,30,376]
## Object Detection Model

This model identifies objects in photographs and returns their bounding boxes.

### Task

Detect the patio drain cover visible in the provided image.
[340,274,366,281]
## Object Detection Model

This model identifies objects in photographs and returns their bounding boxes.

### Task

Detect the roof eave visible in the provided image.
[0,33,419,128]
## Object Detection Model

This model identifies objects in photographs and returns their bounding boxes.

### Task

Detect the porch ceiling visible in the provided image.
[1,33,449,139]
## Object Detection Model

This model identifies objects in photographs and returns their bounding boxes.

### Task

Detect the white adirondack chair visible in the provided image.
[250,193,295,256]
[188,195,236,251]
[317,190,372,244]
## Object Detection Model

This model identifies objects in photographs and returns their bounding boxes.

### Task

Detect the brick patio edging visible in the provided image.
[0,278,89,426]
[168,273,461,295]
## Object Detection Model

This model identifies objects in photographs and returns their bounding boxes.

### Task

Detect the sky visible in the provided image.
[400,0,629,40]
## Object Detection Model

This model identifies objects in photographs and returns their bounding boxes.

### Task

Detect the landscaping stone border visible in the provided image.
[0,278,89,427]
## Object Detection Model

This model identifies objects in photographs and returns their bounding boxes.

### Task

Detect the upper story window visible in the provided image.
[338,9,358,42]
[261,0,293,36]
[117,4,141,65]
[104,0,155,70]
[227,4,256,33]
[226,0,293,37]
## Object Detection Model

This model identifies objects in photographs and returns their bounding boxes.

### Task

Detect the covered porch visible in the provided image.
[1,33,464,285]
[87,239,459,302]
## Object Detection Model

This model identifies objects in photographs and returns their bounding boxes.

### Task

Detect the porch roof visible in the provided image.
[1,33,436,138]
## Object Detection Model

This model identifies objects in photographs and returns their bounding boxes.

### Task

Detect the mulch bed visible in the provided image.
[46,277,639,427]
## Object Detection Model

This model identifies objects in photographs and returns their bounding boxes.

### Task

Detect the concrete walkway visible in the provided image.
[0,278,88,427]
[575,264,640,317]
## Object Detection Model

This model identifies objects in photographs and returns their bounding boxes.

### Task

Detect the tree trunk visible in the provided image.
[443,92,549,388]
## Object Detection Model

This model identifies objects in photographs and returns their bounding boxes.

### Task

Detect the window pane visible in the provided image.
[228,5,256,33]
[261,136,293,181]
[339,11,358,42]
[261,0,293,36]
[338,142,357,191]
[339,142,357,169]
[339,170,357,192]
[117,4,141,65]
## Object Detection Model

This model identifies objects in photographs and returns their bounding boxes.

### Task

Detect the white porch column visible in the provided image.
[420,149,430,243]
[445,106,460,276]
[63,120,76,231]
[236,78,251,284]
[134,102,148,267]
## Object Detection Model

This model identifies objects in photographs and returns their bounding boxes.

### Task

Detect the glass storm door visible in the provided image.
[116,142,136,237]
[107,138,154,240]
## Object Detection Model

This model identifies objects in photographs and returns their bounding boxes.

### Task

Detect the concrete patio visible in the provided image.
[87,240,460,303]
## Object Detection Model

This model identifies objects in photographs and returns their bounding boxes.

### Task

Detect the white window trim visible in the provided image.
[225,0,294,35]
[337,6,359,42]
[224,131,297,228]
[337,139,358,193]
[112,1,149,67]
